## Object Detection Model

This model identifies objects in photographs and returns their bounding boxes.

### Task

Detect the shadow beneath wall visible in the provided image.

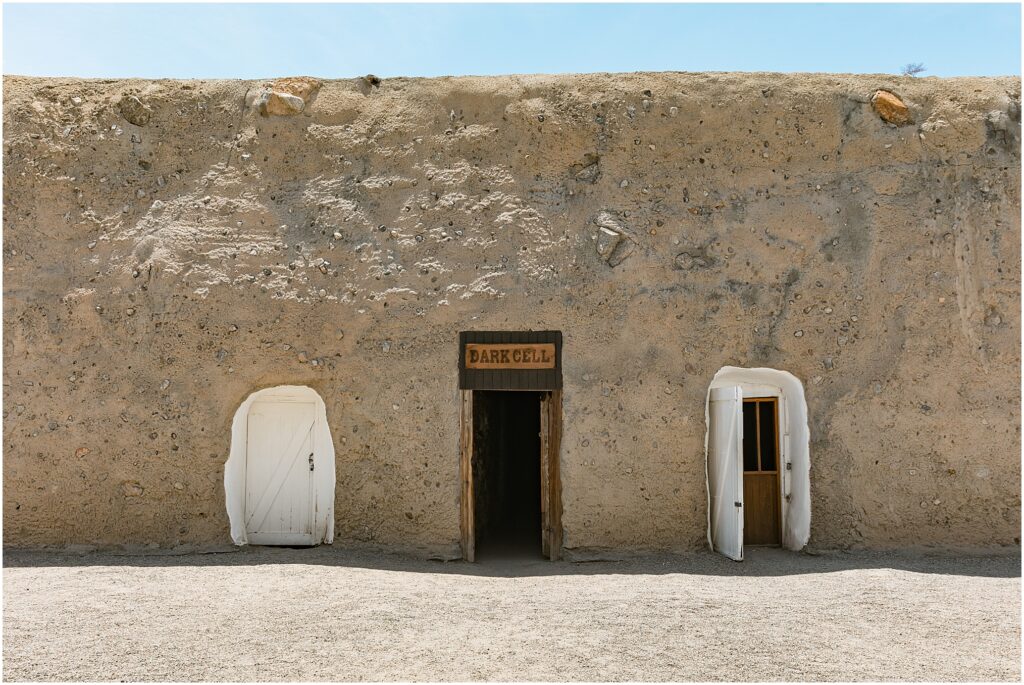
[3,545,1020,579]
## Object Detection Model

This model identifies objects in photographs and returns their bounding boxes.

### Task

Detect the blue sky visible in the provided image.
[3,3,1020,78]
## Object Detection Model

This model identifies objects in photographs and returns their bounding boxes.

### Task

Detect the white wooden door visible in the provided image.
[709,386,744,560]
[245,401,316,545]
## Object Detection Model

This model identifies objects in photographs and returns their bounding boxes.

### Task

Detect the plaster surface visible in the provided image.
[3,72,1020,554]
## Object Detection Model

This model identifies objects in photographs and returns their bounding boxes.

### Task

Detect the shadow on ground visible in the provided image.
[3,545,1019,578]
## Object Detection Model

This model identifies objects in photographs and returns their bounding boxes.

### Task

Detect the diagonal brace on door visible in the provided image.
[246,418,315,531]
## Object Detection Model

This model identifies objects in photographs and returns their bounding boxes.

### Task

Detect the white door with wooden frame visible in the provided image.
[706,366,811,557]
[244,399,317,545]
[225,385,335,547]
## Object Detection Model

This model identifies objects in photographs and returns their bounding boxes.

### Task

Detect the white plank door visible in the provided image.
[709,386,744,561]
[245,401,316,545]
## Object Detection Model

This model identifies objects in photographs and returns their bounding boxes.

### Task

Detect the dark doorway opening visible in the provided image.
[472,390,543,559]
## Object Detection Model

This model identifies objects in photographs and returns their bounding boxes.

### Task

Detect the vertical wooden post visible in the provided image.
[548,390,563,560]
[460,390,475,562]
[539,392,551,558]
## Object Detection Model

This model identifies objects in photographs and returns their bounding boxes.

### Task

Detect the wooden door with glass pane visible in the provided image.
[742,397,781,545]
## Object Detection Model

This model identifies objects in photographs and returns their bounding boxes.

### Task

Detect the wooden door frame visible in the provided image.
[459,389,562,562]
[459,390,476,562]
[540,390,563,560]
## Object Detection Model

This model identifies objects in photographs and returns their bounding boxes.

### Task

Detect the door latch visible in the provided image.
[309,452,315,471]
[734,501,742,508]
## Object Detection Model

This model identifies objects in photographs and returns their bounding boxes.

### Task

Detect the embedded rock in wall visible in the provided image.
[256,76,323,116]
[118,94,151,126]
[257,91,305,116]
[594,211,635,267]
[674,249,715,271]
[871,89,913,126]
[272,76,323,101]
[573,153,601,183]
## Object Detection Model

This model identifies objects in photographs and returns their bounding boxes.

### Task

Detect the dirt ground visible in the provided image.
[3,547,1020,682]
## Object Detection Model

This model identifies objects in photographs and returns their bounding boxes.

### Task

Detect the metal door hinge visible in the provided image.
[309,453,315,471]
[735,501,742,507]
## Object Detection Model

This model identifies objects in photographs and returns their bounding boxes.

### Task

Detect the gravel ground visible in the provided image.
[3,546,1020,682]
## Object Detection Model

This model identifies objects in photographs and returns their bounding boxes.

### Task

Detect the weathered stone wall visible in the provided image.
[3,72,1020,554]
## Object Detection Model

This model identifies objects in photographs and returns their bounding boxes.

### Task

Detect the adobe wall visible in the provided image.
[3,72,1020,554]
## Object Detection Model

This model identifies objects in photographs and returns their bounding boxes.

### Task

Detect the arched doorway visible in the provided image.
[704,367,810,559]
[225,386,335,546]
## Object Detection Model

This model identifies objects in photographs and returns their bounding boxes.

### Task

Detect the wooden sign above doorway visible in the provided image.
[459,331,562,391]
[465,343,556,370]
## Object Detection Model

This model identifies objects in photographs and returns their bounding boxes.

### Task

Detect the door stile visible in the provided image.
[307,415,316,536]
